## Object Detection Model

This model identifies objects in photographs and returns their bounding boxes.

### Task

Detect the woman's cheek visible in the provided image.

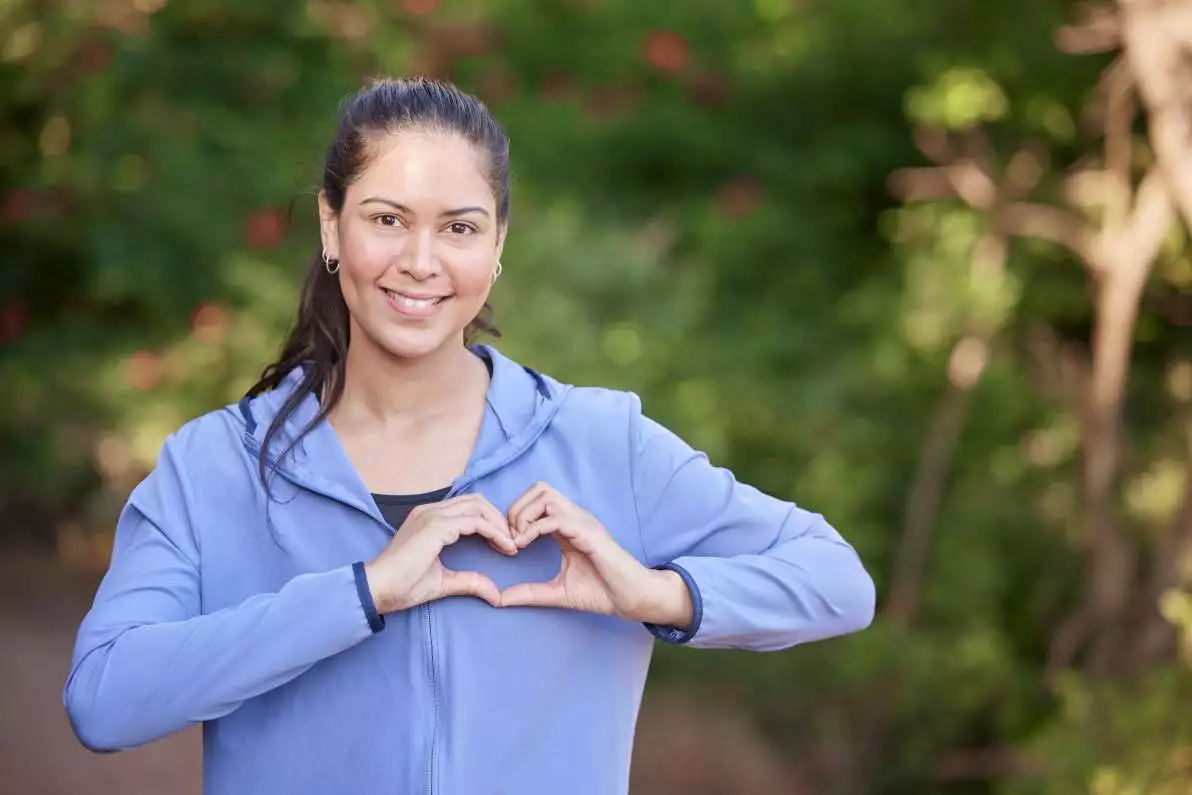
[352,231,402,272]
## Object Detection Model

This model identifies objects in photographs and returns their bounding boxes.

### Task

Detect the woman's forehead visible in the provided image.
[351,131,492,207]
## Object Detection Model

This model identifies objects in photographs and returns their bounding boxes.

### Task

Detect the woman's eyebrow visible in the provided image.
[360,197,490,218]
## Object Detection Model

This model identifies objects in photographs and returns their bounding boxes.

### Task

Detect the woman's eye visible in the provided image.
[376,214,400,227]
[447,222,475,235]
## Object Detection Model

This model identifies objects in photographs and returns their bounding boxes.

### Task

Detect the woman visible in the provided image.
[64,77,875,795]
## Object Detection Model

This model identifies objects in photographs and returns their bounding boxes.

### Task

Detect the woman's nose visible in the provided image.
[401,230,440,280]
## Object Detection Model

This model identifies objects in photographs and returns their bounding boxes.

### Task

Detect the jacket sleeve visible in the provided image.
[628,396,875,651]
[63,431,381,753]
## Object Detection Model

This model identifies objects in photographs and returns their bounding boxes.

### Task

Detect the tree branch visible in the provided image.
[1121,165,1177,260]
[894,131,1102,273]
[1005,144,1050,194]
[914,124,955,164]
[888,167,959,202]
[1042,161,1172,675]
[885,334,990,627]
[1128,423,1192,668]
[1069,165,1171,675]
[1102,56,1135,230]
[1056,2,1122,54]
[1000,202,1101,271]
[1119,0,1192,235]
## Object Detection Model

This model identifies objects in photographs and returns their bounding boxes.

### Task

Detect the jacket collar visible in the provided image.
[476,343,554,445]
[233,344,565,521]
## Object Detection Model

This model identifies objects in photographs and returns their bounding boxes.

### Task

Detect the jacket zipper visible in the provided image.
[424,603,439,795]
[422,483,468,795]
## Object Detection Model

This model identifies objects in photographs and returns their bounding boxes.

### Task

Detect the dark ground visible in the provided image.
[0,545,201,795]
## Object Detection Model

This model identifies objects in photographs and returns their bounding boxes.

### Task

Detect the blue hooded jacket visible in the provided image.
[64,344,875,795]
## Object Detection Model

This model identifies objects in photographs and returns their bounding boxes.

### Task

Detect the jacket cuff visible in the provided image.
[643,562,703,645]
[352,561,386,634]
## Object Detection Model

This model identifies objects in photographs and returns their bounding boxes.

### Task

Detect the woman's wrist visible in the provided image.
[635,569,694,630]
[363,561,396,615]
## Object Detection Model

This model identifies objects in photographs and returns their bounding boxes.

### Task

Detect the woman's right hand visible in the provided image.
[363,493,515,613]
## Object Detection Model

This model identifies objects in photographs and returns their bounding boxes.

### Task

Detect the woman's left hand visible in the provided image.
[499,482,693,629]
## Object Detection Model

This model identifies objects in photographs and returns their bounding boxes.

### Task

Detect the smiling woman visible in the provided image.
[63,77,876,795]
[328,133,502,348]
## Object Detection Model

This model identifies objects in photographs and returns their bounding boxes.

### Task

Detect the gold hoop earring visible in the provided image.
[491,260,503,284]
[323,250,339,275]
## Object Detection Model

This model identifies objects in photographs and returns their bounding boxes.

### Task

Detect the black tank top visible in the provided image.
[372,486,451,531]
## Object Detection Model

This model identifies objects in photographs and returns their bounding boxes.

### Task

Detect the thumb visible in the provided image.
[440,569,501,607]
[499,580,565,609]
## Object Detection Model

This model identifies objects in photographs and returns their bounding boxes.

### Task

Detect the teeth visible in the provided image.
[384,288,441,309]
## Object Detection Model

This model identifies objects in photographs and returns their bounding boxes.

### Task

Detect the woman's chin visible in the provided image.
[348,309,478,363]
[375,326,462,361]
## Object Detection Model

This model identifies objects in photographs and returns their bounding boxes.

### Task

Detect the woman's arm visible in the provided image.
[628,397,875,650]
[63,433,382,752]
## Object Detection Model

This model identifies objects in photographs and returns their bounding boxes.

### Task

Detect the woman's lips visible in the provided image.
[381,287,450,318]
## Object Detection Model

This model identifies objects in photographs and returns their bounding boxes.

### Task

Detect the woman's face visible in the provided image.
[319,130,504,361]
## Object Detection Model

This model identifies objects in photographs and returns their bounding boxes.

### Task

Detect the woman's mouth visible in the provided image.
[381,287,449,319]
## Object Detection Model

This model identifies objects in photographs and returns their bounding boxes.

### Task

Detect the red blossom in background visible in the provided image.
[244,207,286,249]
[402,0,440,15]
[2,190,38,224]
[190,303,229,345]
[540,71,577,103]
[0,300,28,345]
[642,30,689,73]
[124,350,163,392]
[75,38,113,77]
[715,177,763,219]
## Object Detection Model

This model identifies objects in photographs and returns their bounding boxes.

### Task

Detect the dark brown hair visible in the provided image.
[245,77,510,484]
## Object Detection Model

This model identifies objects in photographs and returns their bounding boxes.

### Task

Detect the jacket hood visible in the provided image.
[232,344,571,520]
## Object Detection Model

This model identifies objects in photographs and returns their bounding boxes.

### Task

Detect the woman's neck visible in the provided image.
[332,337,486,430]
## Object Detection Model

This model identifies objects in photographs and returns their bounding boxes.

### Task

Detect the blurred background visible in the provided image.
[2,0,1192,793]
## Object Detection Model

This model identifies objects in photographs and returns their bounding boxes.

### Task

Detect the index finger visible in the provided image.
[455,513,518,556]
[507,481,551,525]
[435,493,509,526]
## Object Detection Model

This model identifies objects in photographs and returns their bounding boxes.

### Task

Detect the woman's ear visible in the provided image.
[317,191,340,260]
[494,223,507,262]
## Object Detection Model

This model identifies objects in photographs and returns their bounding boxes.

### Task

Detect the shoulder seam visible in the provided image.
[155,435,203,571]
[237,396,257,437]
[626,393,652,567]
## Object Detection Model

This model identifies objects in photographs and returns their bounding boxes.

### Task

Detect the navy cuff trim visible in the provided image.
[352,561,386,634]
[644,562,702,645]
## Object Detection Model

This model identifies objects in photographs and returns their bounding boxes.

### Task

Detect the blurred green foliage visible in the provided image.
[3,0,1192,792]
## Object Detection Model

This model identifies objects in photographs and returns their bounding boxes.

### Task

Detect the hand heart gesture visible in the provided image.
[364,494,515,612]
[499,482,691,628]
